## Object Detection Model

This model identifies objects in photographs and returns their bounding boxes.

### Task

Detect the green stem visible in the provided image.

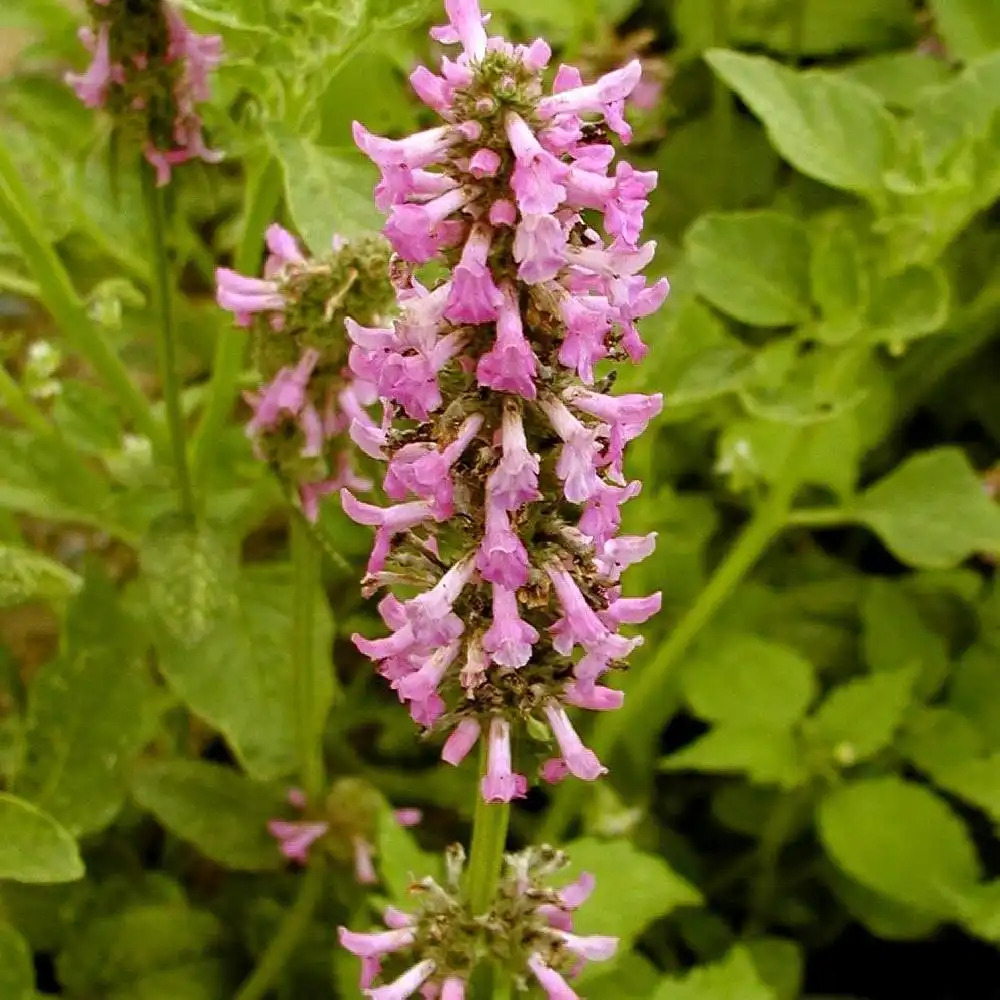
[191,156,282,482]
[465,742,511,915]
[292,512,325,802]
[0,267,40,299]
[0,363,54,437]
[0,143,161,447]
[785,506,852,528]
[233,863,325,1000]
[141,162,196,522]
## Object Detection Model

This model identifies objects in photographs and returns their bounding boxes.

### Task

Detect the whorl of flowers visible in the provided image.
[267,778,421,885]
[342,0,667,801]
[216,226,395,521]
[65,0,222,185]
[339,846,616,999]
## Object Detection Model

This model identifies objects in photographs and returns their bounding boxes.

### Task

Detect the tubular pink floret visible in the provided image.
[364,958,437,1000]
[442,717,482,764]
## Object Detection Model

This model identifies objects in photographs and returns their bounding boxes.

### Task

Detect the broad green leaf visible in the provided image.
[828,868,941,940]
[17,580,159,835]
[155,565,333,781]
[809,222,868,342]
[653,945,774,1000]
[0,922,33,999]
[376,803,438,902]
[706,50,899,198]
[680,634,816,728]
[930,0,1000,60]
[685,212,811,327]
[867,265,950,346]
[269,131,382,252]
[818,777,980,914]
[559,838,701,947]
[585,952,660,1000]
[900,707,987,776]
[0,544,81,609]
[843,52,954,109]
[950,641,1000,747]
[662,725,806,788]
[745,938,803,1000]
[802,667,918,765]
[131,762,285,872]
[855,448,1000,568]
[932,754,1000,824]
[0,794,83,884]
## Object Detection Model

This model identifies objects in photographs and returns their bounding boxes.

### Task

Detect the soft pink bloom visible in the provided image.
[554,930,618,961]
[527,954,579,1000]
[341,490,440,574]
[544,700,606,780]
[354,836,378,885]
[65,23,115,108]
[482,583,538,668]
[547,566,607,654]
[339,925,416,959]
[469,148,502,177]
[476,501,530,589]
[506,112,568,215]
[481,717,526,803]
[215,268,285,326]
[541,398,603,503]
[365,959,437,1000]
[393,808,424,828]
[487,406,541,509]
[441,977,466,1000]
[431,0,490,60]
[514,214,566,284]
[267,820,329,864]
[442,717,481,765]
[446,223,504,323]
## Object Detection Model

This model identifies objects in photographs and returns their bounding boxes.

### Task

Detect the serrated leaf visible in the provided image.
[653,945,774,1000]
[0,794,83,884]
[930,0,1000,61]
[662,725,806,788]
[803,667,917,765]
[680,634,816,728]
[131,761,285,872]
[706,49,899,198]
[558,838,701,948]
[818,777,980,914]
[0,544,81,609]
[855,448,1000,567]
[155,565,333,781]
[686,211,812,327]
[269,132,382,252]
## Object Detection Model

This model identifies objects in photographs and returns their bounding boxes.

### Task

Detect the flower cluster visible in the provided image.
[342,0,666,800]
[216,226,395,520]
[267,778,421,884]
[340,846,616,999]
[65,0,222,184]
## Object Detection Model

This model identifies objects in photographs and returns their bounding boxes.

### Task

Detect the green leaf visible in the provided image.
[0,922,34,999]
[809,221,868,342]
[932,754,1000,824]
[155,565,333,781]
[818,777,980,914]
[867,265,950,346]
[376,803,437,902]
[653,945,774,1000]
[844,53,953,109]
[745,938,803,1000]
[0,544,81,609]
[685,212,812,327]
[951,640,1000,747]
[662,725,806,788]
[0,794,83,884]
[559,838,701,948]
[900,707,987,775]
[930,0,1000,60]
[855,448,1000,568]
[828,868,941,940]
[269,131,382,252]
[706,49,899,198]
[802,667,918,765]
[17,580,159,835]
[680,634,816,728]
[131,761,285,872]
[585,952,661,1000]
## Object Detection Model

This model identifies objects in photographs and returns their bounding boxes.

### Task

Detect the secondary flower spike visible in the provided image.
[216,227,394,521]
[66,0,222,185]
[344,0,666,801]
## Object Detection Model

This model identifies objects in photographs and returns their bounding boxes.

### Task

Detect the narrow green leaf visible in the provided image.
[686,211,812,327]
[0,793,83,883]
[856,448,1000,567]
[706,49,899,197]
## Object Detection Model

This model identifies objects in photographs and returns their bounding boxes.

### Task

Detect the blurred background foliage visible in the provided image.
[3,0,1000,997]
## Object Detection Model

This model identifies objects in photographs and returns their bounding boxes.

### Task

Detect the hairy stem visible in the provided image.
[465,744,511,915]
[0,143,161,447]
[292,512,325,802]
[141,162,195,521]
[233,863,325,1000]
[191,156,282,481]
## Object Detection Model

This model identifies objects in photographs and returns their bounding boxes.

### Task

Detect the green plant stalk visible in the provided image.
[292,512,325,802]
[233,862,325,1000]
[0,364,55,437]
[141,162,196,522]
[0,144,161,448]
[191,156,282,482]
[465,743,511,915]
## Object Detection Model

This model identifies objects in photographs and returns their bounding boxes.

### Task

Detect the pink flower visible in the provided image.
[442,717,481,765]
[541,398,603,503]
[481,717,527,803]
[544,701,606,780]
[476,501,530,589]
[527,954,579,1000]
[476,283,538,398]
[537,60,643,142]
[339,926,416,959]
[385,187,474,263]
[354,836,378,885]
[514,214,566,284]
[482,583,538,668]
[506,112,568,214]
[469,148,502,177]
[445,223,504,323]
[341,490,440,575]
[441,978,466,1000]
[65,23,115,108]
[267,820,329,864]
[365,960,437,1000]
[215,268,285,326]
[547,566,607,654]
[431,0,490,60]
[487,406,541,510]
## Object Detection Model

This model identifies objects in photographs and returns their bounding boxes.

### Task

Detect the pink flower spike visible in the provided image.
[481,717,526,804]
[488,405,541,510]
[267,820,329,864]
[506,112,568,215]
[353,836,378,885]
[442,717,481,765]
[483,582,539,668]
[364,958,437,1000]
[338,925,415,959]
[475,500,530,588]
[541,398,603,503]
[385,187,475,263]
[396,640,461,702]
[527,954,580,1000]
[544,701,607,780]
[477,283,538,398]
[445,223,504,324]
[393,808,423,828]
[514,214,566,285]
[555,930,619,962]
[441,977,466,1000]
